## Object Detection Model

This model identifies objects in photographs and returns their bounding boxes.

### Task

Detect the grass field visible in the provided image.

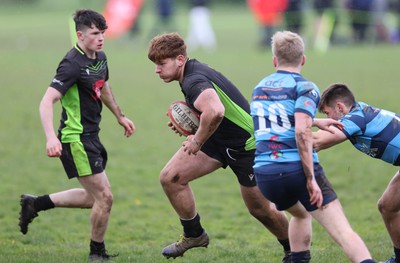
[1,1,399,262]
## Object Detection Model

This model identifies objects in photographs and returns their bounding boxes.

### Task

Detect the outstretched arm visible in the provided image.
[101,82,135,138]
[312,126,347,152]
[313,118,344,132]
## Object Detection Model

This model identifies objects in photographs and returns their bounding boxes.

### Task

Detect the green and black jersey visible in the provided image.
[50,44,109,143]
[180,59,255,151]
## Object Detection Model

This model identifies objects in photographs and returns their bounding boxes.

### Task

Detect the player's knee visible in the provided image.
[101,190,113,211]
[245,199,270,219]
[377,197,395,215]
[160,167,183,187]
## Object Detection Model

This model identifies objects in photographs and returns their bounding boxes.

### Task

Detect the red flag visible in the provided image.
[103,0,144,39]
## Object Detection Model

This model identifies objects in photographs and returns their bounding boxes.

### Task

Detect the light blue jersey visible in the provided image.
[341,102,400,166]
[250,70,320,175]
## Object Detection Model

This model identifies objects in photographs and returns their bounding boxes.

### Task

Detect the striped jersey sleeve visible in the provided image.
[341,102,400,165]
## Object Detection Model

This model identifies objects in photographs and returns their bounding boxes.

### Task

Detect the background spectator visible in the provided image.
[186,0,217,52]
[247,0,288,48]
[346,0,374,43]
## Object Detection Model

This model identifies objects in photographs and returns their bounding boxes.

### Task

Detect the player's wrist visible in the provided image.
[192,138,203,148]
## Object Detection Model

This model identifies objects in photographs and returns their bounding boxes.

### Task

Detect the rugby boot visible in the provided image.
[162,231,209,258]
[282,250,292,263]
[18,194,38,234]
[380,257,397,263]
[88,250,118,262]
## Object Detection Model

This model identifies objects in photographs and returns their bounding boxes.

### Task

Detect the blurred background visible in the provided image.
[0,0,400,263]
[0,1,399,262]
[2,0,400,52]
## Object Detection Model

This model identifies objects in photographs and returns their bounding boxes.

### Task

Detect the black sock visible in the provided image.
[360,260,375,263]
[180,213,204,238]
[394,246,400,261]
[291,250,311,263]
[278,238,291,252]
[90,240,105,254]
[34,195,55,212]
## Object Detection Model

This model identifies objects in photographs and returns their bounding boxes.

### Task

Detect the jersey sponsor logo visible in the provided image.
[263,80,284,88]
[253,94,268,100]
[303,100,316,108]
[91,79,105,101]
[270,150,283,159]
[52,78,64,86]
[268,143,283,150]
[270,94,288,100]
[270,135,279,141]
[359,143,379,158]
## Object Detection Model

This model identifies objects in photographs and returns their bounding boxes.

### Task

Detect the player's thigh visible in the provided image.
[379,170,400,210]
[161,146,222,184]
[311,199,353,237]
[240,185,272,210]
[286,201,310,219]
[78,171,112,200]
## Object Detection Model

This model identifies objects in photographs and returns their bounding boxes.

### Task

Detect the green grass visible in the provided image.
[0,1,399,262]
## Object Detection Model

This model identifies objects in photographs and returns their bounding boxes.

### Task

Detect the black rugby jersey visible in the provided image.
[50,44,109,142]
[180,59,255,151]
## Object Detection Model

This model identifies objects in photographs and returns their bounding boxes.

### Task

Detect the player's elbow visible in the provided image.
[212,108,225,127]
[206,105,224,123]
[313,141,323,152]
[215,107,225,121]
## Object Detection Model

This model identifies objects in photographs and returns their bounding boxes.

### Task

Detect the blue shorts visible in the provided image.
[255,164,337,211]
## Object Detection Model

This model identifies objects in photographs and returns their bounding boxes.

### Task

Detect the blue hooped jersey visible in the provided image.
[250,70,320,175]
[340,102,400,166]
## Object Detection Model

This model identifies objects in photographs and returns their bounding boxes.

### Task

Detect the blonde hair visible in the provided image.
[271,31,304,67]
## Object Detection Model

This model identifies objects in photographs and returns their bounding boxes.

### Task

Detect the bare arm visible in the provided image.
[295,112,322,208]
[39,87,63,157]
[312,126,347,152]
[101,82,135,137]
[182,88,224,155]
[313,118,344,132]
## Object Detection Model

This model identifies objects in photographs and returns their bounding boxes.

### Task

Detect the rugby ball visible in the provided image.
[167,100,200,136]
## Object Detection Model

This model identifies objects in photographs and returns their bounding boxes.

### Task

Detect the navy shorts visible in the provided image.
[59,134,108,179]
[201,137,256,187]
[255,164,337,211]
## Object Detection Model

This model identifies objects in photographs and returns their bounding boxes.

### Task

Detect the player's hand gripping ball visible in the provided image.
[167,100,200,136]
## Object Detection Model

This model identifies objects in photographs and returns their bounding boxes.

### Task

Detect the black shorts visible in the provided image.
[255,164,337,211]
[201,137,256,187]
[59,134,107,179]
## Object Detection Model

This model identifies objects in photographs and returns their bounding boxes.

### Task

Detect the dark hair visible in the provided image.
[148,32,187,63]
[318,83,356,112]
[73,9,108,32]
